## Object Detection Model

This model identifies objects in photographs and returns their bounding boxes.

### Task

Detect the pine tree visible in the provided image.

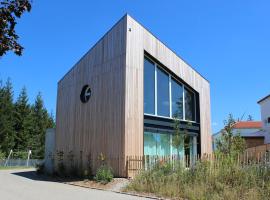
[13,87,32,152]
[0,79,55,159]
[29,92,54,159]
[0,79,16,156]
[47,111,56,129]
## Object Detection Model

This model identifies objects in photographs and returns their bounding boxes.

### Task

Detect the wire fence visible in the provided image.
[0,159,43,167]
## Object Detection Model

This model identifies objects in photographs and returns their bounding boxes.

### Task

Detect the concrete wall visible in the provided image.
[260,98,270,131]
[44,128,55,174]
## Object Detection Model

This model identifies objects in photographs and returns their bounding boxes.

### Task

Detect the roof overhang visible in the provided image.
[258,94,270,104]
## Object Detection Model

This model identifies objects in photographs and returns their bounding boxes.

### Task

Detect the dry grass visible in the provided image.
[125,157,270,200]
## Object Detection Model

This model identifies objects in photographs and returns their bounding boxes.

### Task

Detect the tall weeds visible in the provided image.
[126,156,270,200]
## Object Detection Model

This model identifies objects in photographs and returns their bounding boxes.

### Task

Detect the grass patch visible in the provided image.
[125,158,270,200]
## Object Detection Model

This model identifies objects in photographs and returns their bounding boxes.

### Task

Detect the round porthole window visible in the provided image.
[80,85,91,103]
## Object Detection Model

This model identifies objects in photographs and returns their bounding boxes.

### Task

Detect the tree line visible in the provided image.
[0,78,55,159]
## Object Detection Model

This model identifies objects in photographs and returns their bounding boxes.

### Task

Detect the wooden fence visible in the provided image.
[246,143,270,157]
[47,146,270,178]
[126,155,196,177]
[126,151,270,177]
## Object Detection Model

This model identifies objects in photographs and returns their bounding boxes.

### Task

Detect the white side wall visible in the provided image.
[45,128,55,174]
[259,98,270,143]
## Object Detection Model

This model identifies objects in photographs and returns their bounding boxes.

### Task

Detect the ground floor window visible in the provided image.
[144,130,197,157]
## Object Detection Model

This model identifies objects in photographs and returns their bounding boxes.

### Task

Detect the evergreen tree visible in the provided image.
[0,78,55,159]
[13,87,32,152]
[0,78,15,156]
[29,92,55,159]
[29,93,45,158]
[47,111,56,129]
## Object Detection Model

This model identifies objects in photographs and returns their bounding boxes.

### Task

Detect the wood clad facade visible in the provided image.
[125,15,212,157]
[56,16,127,176]
[55,14,212,177]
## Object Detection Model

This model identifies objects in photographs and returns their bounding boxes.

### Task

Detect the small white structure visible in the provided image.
[44,128,55,174]
[257,94,270,143]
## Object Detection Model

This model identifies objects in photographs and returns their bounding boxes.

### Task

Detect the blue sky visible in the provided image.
[0,1,269,133]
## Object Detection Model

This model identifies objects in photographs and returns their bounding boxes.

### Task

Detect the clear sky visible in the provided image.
[1,1,269,133]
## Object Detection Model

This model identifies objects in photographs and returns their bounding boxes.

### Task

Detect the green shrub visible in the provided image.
[0,151,5,160]
[36,162,45,174]
[12,151,28,159]
[94,165,113,184]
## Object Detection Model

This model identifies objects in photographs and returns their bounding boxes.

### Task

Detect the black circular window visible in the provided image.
[80,85,91,103]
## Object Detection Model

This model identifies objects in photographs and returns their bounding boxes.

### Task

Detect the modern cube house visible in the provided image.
[55,14,212,177]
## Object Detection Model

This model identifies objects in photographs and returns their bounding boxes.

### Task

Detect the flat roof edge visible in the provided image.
[58,13,128,85]
[126,14,210,83]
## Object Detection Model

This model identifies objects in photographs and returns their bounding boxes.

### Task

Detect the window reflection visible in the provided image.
[143,56,196,122]
[184,88,195,121]
[171,78,183,119]
[144,58,155,114]
[157,67,170,117]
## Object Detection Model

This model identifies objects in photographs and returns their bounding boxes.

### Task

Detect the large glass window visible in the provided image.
[157,67,170,117]
[143,56,197,122]
[171,78,183,119]
[144,132,157,156]
[184,88,195,121]
[144,131,185,157]
[144,131,172,156]
[144,58,155,114]
[171,134,185,157]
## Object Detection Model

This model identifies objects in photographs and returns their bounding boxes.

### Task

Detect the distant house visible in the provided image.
[213,94,270,151]
[213,121,263,149]
[255,94,270,144]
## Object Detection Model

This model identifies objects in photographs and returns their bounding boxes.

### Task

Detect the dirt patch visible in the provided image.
[66,178,130,192]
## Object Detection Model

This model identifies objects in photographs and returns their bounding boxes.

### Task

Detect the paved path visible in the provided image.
[0,169,147,200]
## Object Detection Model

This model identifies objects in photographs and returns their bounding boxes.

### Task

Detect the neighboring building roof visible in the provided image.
[232,121,262,129]
[258,94,270,104]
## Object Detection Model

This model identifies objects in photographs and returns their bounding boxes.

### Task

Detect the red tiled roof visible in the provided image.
[232,121,262,129]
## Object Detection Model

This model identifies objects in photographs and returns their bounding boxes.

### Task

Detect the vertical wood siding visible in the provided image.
[125,15,212,158]
[55,16,127,177]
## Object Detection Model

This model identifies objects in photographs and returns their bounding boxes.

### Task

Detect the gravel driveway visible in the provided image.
[0,169,147,200]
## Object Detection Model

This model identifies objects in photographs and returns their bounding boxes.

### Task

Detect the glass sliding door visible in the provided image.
[144,131,171,156]
[144,132,157,155]
[171,134,184,157]
[157,133,171,156]
[144,130,185,157]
